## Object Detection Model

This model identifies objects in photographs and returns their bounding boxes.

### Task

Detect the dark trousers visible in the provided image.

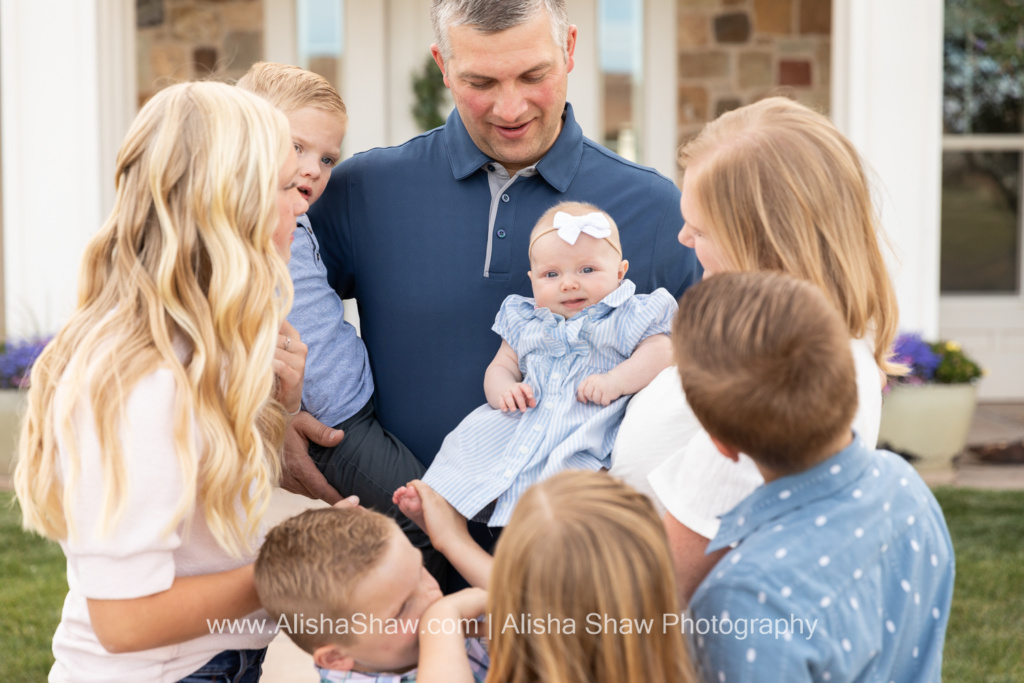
[309,397,448,586]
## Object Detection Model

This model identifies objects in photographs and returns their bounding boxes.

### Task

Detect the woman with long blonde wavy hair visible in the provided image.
[14,81,309,682]
[609,96,903,605]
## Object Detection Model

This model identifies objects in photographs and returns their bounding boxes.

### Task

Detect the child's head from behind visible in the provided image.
[527,202,628,319]
[255,507,441,674]
[674,271,857,475]
[237,62,347,207]
[488,471,694,683]
[676,97,898,357]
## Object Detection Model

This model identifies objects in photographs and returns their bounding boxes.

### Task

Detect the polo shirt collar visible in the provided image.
[708,433,873,553]
[444,103,584,192]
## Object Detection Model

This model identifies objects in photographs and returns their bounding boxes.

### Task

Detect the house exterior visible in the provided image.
[2,0,1019,398]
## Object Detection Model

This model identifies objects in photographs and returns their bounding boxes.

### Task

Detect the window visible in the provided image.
[940,0,1024,294]
[297,0,344,89]
[598,0,644,162]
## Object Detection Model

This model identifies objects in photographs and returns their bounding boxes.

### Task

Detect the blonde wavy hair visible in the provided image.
[14,82,294,557]
[679,96,902,375]
[486,471,695,683]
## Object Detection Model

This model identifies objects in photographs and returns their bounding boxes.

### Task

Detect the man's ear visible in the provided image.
[313,643,356,672]
[618,259,629,281]
[709,434,741,463]
[565,24,578,73]
[430,44,451,88]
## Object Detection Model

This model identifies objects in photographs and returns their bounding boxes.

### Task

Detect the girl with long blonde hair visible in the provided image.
[610,96,903,604]
[416,471,696,683]
[14,81,309,682]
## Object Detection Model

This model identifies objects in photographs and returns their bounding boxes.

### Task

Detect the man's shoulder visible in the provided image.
[577,136,678,191]
[341,126,449,171]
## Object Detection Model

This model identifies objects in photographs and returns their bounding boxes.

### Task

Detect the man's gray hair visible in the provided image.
[431,0,570,63]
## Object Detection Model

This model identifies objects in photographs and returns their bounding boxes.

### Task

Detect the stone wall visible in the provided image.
[136,0,264,106]
[677,0,831,150]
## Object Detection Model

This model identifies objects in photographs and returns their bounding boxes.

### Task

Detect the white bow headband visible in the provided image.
[529,211,622,258]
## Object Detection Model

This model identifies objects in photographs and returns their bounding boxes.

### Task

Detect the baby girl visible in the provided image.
[405,201,677,527]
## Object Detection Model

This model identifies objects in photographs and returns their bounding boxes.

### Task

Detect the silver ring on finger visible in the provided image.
[284,337,291,351]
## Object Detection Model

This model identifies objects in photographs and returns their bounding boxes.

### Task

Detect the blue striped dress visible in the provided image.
[422,280,677,527]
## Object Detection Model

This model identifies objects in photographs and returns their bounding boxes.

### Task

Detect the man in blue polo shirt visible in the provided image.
[283,0,701,500]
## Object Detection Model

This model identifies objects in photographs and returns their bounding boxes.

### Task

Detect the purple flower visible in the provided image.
[0,337,50,389]
[892,333,941,382]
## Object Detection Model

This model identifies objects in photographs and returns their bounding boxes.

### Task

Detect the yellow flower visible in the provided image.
[946,341,961,352]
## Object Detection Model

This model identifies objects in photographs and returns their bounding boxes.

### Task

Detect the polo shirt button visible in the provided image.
[501,193,510,203]
[497,229,507,238]
[519,445,529,454]
[487,164,495,172]
[533,424,543,432]
[544,403,554,410]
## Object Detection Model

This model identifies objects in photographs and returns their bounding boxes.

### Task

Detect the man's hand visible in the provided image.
[281,411,345,504]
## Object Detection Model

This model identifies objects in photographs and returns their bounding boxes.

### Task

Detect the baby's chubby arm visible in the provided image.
[577,333,673,406]
[484,340,535,412]
[393,481,493,589]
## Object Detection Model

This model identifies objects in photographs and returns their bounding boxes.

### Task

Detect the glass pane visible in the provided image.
[297,0,344,90]
[940,151,1020,293]
[599,0,643,162]
[943,0,1024,134]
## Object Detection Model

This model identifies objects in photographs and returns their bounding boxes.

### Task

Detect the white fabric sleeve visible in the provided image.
[60,367,190,600]
[609,366,704,516]
[649,430,764,540]
[850,337,883,448]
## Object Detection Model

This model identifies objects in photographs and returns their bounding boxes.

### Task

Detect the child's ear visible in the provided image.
[313,644,355,672]
[618,259,629,280]
[709,435,741,462]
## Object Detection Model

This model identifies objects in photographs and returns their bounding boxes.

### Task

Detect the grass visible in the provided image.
[1,492,67,682]
[0,488,1022,680]
[933,487,1024,682]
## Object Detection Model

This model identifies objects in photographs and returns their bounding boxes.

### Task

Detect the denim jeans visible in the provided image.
[177,647,267,683]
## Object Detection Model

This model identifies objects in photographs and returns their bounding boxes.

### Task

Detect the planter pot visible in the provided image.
[877,383,978,472]
[0,389,28,477]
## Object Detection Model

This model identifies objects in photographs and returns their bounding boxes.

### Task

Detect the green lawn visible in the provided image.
[1,488,1022,680]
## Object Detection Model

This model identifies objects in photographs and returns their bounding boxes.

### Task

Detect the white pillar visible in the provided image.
[831,0,944,338]
[643,0,677,180]
[1,0,136,337]
[343,0,389,155]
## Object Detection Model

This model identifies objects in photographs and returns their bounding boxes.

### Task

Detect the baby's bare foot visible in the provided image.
[394,485,426,530]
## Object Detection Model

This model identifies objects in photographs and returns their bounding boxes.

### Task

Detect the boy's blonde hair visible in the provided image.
[679,96,901,375]
[487,471,696,683]
[673,271,857,473]
[528,201,622,260]
[237,61,347,120]
[254,507,396,653]
[15,82,293,556]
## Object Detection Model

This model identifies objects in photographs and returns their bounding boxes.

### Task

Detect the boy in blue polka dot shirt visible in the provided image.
[674,272,954,683]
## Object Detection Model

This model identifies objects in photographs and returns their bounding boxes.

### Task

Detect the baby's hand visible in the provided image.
[422,588,488,636]
[576,373,625,406]
[499,382,536,413]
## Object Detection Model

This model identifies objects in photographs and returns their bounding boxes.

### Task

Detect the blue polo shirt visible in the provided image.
[308,103,700,464]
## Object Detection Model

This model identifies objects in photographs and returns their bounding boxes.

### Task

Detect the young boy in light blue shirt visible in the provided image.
[673,272,954,683]
[237,63,442,580]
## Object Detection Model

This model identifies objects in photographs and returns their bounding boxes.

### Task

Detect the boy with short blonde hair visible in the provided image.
[237,63,443,581]
[255,508,488,681]
[674,271,954,683]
